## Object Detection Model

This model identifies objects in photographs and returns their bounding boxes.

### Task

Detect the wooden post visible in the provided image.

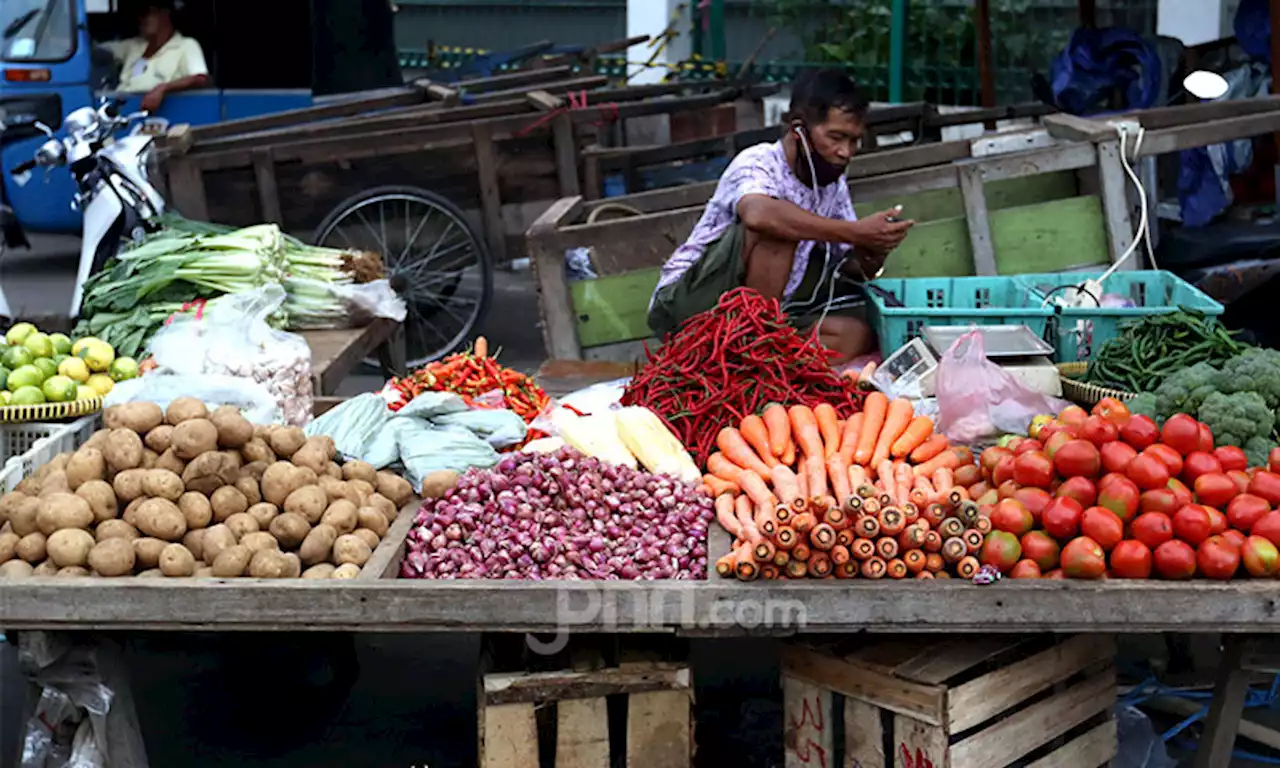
[470,122,509,263]
[251,149,284,224]
[958,164,997,276]
[1193,636,1249,768]
[1078,0,1096,28]
[552,112,582,197]
[1096,140,1137,269]
[975,0,996,111]
[165,157,210,222]
[528,197,587,360]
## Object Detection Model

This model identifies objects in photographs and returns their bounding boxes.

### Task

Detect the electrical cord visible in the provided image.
[792,126,842,336]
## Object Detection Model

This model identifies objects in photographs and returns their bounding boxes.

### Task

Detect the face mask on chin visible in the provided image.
[794,125,846,187]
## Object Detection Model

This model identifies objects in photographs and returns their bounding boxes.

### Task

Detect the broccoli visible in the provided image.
[1126,392,1159,423]
[1154,362,1221,422]
[1198,391,1276,448]
[1217,348,1280,410]
[1245,436,1277,470]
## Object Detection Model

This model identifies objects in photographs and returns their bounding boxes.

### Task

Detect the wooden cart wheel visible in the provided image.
[312,185,493,367]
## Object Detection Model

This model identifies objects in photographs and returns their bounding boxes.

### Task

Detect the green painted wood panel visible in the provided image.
[854,170,1079,223]
[570,269,662,348]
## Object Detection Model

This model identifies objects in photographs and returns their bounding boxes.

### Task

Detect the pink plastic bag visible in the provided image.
[935,330,1067,443]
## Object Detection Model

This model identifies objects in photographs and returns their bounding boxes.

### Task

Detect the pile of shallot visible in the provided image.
[401,448,715,580]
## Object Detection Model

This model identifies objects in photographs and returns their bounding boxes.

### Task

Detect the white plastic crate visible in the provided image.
[0,416,100,493]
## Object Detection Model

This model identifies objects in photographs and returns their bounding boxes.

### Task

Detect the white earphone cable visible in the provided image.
[794,125,841,337]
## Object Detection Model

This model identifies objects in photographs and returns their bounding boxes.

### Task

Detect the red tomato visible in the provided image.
[1009,559,1043,579]
[1080,506,1124,551]
[1182,452,1223,484]
[1153,540,1197,579]
[1271,447,1280,474]
[1242,535,1280,577]
[1109,540,1153,579]
[1013,451,1054,489]
[1222,529,1247,549]
[1100,441,1137,475]
[1013,488,1053,525]
[1019,531,1061,570]
[1054,440,1102,479]
[1061,536,1107,579]
[1145,444,1185,478]
[1195,472,1239,509]
[992,454,1017,487]
[1214,446,1249,473]
[1097,476,1140,522]
[1251,511,1280,547]
[1198,422,1215,453]
[980,446,1012,477]
[990,498,1034,536]
[1043,431,1073,460]
[1120,415,1160,450]
[1013,439,1044,456]
[1172,504,1214,545]
[1139,488,1179,516]
[980,531,1022,573]
[1227,493,1272,533]
[1248,470,1280,505]
[1099,472,1128,491]
[1197,535,1241,580]
[1058,405,1088,429]
[1167,478,1194,510]
[1127,453,1171,491]
[1131,512,1174,550]
[1206,506,1228,535]
[1080,415,1119,447]
[1044,568,1066,579]
[1055,476,1098,509]
[1042,497,1084,540]
[1161,414,1201,456]
[996,480,1021,500]
[1228,470,1252,496]
[1092,397,1132,427]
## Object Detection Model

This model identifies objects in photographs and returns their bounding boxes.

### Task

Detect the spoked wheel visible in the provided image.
[312,186,493,367]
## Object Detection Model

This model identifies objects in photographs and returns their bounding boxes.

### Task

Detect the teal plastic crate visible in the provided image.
[1014,270,1225,362]
[867,277,1055,353]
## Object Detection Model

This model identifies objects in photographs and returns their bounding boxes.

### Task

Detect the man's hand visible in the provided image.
[140,85,166,113]
[852,209,914,253]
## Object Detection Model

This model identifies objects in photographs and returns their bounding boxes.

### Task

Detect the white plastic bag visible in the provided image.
[147,285,314,426]
[283,277,407,329]
[105,374,282,425]
[935,330,1067,443]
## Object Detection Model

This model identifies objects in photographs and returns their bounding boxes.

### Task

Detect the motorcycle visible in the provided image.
[2,98,165,319]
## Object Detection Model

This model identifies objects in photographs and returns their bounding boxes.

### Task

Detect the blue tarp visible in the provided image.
[1049,27,1164,116]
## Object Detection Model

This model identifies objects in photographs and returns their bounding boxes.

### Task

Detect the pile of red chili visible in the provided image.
[387,337,551,423]
[620,288,865,466]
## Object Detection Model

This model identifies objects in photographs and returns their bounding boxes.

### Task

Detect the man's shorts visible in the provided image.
[647,220,868,338]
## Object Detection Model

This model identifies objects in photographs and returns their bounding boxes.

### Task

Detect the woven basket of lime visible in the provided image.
[0,323,139,423]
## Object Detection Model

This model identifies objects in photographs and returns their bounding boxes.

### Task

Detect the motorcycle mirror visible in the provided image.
[32,121,54,138]
[1184,70,1229,100]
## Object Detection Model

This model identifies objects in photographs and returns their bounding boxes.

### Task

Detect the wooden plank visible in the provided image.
[949,668,1115,768]
[1146,695,1280,752]
[251,149,283,224]
[1193,636,1250,768]
[480,702,539,768]
[1042,113,1116,142]
[991,195,1109,274]
[781,645,947,726]
[892,636,1027,685]
[947,634,1115,733]
[894,715,949,768]
[425,83,460,105]
[528,196,587,360]
[484,664,690,706]
[1137,110,1280,156]
[783,675,835,768]
[1023,718,1116,768]
[556,697,610,768]
[848,140,972,179]
[548,206,702,276]
[476,76,609,105]
[553,112,581,197]
[845,638,949,674]
[165,157,210,221]
[458,66,574,94]
[958,163,997,276]
[1095,140,1137,268]
[1131,96,1280,131]
[528,90,566,111]
[302,320,399,396]
[357,500,420,581]
[471,122,508,263]
[571,269,660,347]
[844,697,886,768]
[625,690,691,768]
[974,141,1097,183]
[191,88,425,140]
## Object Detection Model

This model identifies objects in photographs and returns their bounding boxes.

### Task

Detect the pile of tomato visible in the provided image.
[973,398,1280,580]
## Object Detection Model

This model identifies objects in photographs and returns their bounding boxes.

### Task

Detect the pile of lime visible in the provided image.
[0,323,139,407]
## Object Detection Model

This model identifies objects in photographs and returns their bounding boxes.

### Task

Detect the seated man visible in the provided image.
[103,0,210,112]
[647,69,914,364]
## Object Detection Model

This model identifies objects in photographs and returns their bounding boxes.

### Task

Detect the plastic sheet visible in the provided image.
[935,330,1067,443]
[1114,706,1176,768]
[283,277,407,330]
[147,285,314,426]
[105,374,282,425]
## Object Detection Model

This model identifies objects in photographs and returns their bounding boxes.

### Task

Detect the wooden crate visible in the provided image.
[478,638,694,768]
[781,634,1117,768]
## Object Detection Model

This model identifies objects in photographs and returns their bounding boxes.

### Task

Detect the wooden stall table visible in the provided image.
[301,318,406,396]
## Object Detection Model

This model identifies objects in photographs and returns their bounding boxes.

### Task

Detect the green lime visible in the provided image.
[41,375,76,403]
[10,386,45,406]
[7,365,42,391]
[0,391,12,406]
[0,366,10,392]
[1,346,32,370]
[49,333,72,356]
[58,357,90,383]
[32,358,57,380]
[108,357,139,382]
[22,332,52,359]
[52,353,68,366]
[5,323,35,346]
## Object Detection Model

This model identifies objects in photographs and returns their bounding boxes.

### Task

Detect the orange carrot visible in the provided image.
[890,416,934,459]
[703,475,740,497]
[739,415,779,469]
[780,439,796,467]
[707,453,746,484]
[854,392,888,465]
[908,434,949,464]
[734,494,764,546]
[877,459,897,503]
[827,454,851,503]
[805,454,827,499]
[715,494,742,539]
[755,502,779,537]
[788,405,825,459]
[716,428,773,477]
[813,403,841,458]
[738,470,778,510]
[932,467,955,493]
[857,361,878,390]
[795,466,809,499]
[871,398,914,468]
[762,403,790,458]
[913,449,962,477]
[770,465,801,505]
[894,462,915,507]
[837,412,864,463]
[474,336,488,358]
[848,464,868,490]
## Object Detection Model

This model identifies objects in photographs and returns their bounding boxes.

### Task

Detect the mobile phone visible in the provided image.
[885,205,904,223]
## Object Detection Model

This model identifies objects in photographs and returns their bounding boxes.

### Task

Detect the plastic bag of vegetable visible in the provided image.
[282,277,407,330]
[396,422,500,490]
[936,330,1068,443]
[304,393,392,461]
[106,373,281,424]
[434,409,529,449]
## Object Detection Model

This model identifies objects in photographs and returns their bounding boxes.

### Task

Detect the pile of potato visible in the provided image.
[0,398,415,579]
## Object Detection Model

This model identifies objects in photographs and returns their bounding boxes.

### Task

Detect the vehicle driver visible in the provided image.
[647,68,915,364]
[102,0,210,113]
